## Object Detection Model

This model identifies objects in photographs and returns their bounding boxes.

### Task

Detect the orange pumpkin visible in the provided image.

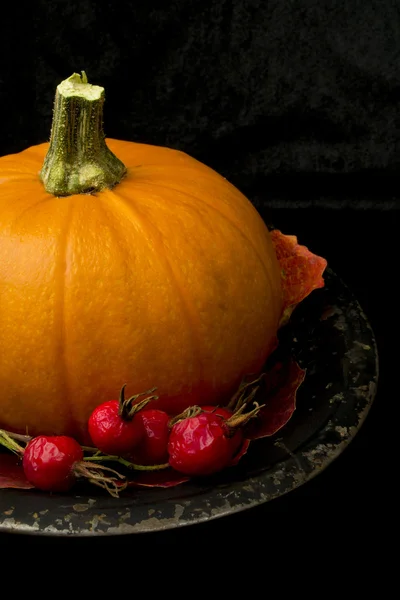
[0,73,283,442]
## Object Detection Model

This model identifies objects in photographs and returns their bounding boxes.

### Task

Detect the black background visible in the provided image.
[0,0,398,551]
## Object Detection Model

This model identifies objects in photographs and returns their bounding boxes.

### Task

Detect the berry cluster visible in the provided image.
[0,376,264,496]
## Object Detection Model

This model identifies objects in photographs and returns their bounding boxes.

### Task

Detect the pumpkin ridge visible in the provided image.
[151,236,205,393]
[96,192,133,274]
[139,179,280,317]
[105,188,205,388]
[55,199,76,437]
[148,228,206,392]
[139,179,270,266]
[9,195,53,230]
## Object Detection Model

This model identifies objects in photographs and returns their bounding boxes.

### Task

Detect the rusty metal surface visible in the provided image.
[0,268,378,536]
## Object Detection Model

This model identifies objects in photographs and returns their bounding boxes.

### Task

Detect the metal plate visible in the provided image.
[0,268,378,536]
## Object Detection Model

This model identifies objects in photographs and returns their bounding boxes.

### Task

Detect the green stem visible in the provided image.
[81,445,98,453]
[0,429,25,456]
[39,71,127,197]
[4,431,32,444]
[82,454,169,471]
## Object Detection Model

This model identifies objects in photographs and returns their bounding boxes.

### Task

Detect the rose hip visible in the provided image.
[88,385,158,456]
[168,401,264,477]
[167,411,243,476]
[22,435,83,492]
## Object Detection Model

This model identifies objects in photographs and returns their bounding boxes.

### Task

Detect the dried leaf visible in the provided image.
[127,468,190,488]
[271,229,327,325]
[245,358,306,440]
[0,453,34,489]
[229,439,251,466]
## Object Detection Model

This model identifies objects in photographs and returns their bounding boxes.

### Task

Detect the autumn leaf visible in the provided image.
[245,358,306,440]
[229,439,251,466]
[127,468,190,488]
[0,453,34,489]
[271,229,327,326]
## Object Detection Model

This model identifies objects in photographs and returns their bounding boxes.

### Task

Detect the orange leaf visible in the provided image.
[271,229,327,326]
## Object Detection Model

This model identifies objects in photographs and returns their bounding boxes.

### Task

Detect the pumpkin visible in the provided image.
[0,73,283,443]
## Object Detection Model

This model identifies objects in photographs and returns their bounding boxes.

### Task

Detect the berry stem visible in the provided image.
[81,445,98,452]
[0,429,25,456]
[74,461,127,498]
[82,453,170,471]
[6,432,32,444]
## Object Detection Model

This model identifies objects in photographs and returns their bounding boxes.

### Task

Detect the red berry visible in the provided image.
[168,411,243,476]
[22,435,83,492]
[88,385,158,456]
[130,409,170,465]
[88,400,144,456]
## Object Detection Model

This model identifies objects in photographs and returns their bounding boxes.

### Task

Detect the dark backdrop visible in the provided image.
[0,0,398,551]
[3,0,400,185]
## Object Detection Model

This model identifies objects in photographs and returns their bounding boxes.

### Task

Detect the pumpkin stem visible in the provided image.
[39,71,127,197]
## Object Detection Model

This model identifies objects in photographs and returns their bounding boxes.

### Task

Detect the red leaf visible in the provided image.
[245,358,306,440]
[0,453,34,489]
[127,468,190,488]
[271,229,327,325]
[229,439,250,466]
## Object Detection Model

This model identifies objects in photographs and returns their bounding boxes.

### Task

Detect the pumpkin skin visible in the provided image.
[0,139,283,442]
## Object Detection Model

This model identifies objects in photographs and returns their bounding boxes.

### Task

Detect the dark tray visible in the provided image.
[0,268,378,536]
